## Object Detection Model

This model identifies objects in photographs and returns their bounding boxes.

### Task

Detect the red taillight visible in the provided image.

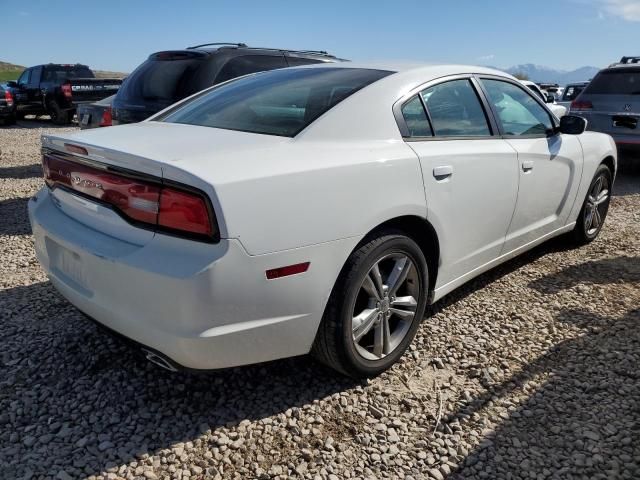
[158,187,212,237]
[42,152,216,241]
[4,89,13,107]
[99,107,112,127]
[64,143,88,155]
[266,262,311,280]
[571,100,593,111]
[61,82,72,100]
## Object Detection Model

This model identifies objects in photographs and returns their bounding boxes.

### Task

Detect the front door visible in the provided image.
[479,78,583,252]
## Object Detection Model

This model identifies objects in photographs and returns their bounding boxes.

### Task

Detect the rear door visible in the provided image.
[479,77,583,251]
[398,77,520,288]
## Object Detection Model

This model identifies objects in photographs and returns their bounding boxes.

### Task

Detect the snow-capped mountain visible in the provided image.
[498,64,601,84]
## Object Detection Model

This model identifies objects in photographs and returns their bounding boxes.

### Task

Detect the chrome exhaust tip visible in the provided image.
[143,349,178,372]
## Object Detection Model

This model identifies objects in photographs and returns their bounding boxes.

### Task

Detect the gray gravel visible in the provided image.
[1,120,639,480]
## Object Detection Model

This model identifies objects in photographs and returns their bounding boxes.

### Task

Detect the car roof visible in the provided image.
[286,61,516,81]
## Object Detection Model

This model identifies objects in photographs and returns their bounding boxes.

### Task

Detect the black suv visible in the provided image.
[112,43,344,125]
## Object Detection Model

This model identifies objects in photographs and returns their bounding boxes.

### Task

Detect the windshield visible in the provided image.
[583,69,640,95]
[117,57,205,105]
[160,67,391,137]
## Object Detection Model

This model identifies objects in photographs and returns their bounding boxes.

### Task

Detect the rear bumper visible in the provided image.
[28,187,351,370]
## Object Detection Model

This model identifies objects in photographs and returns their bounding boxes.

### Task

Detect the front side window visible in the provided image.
[401,96,432,137]
[161,67,391,137]
[562,85,584,101]
[421,79,491,137]
[18,69,30,86]
[215,55,288,84]
[481,79,553,136]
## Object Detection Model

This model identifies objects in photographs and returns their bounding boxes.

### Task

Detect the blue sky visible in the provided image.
[2,0,639,73]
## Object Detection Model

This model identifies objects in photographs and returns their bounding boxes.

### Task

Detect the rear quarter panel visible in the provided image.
[205,140,427,255]
[567,132,617,222]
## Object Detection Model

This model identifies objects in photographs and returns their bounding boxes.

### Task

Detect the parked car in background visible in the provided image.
[6,64,122,125]
[0,83,16,125]
[77,95,115,129]
[559,81,589,109]
[112,42,344,125]
[571,57,640,157]
[521,80,567,118]
[29,64,616,378]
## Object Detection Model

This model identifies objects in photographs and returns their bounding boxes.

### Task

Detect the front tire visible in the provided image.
[313,232,429,378]
[572,164,612,244]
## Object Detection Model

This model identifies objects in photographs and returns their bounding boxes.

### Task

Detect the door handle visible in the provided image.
[433,165,453,180]
[522,161,534,172]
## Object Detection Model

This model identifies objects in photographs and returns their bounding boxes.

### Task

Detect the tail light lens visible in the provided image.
[571,100,593,111]
[42,150,217,242]
[61,83,72,100]
[4,89,13,107]
[99,106,112,127]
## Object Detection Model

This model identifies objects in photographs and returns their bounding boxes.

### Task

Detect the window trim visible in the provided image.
[475,74,559,139]
[393,74,499,141]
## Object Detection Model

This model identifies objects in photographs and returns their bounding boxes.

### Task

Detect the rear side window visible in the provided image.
[286,56,325,67]
[421,79,491,137]
[161,67,391,137]
[482,79,553,136]
[583,69,640,95]
[401,96,432,137]
[215,55,287,84]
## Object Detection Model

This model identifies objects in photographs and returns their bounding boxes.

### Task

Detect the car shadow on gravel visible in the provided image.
[0,164,42,180]
[446,256,640,479]
[0,197,31,236]
[0,281,360,479]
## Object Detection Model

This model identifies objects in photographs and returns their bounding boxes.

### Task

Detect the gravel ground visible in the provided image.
[1,120,639,480]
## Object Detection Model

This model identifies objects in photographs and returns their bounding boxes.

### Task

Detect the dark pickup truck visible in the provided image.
[6,64,122,124]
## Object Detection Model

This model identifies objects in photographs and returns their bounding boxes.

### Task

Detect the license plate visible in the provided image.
[46,238,90,293]
[81,113,90,126]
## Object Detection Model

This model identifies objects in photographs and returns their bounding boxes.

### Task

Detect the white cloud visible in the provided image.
[477,54,495,62]
[602,0,640,21]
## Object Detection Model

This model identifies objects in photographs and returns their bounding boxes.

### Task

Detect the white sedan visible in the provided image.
[29,63,616,378]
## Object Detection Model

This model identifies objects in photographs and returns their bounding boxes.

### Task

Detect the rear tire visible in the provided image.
[312,232,429,378]
[571,164,612,245]
[48,101,70,125]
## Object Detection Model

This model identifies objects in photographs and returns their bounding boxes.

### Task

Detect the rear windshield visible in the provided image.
[583,69,640,95]
[117,57,205,104]
[43,66,93,82]
[160,67,391,137]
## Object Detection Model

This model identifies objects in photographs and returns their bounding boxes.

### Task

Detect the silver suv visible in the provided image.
[571,56,640,155]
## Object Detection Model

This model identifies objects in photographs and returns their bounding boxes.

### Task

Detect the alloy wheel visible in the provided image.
[584,174,610,236]
[351,253,420,360]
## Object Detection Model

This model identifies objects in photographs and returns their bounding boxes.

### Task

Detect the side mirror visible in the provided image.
[6,81,18,88]
[559,115,587,135]
[545,93,555,103]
